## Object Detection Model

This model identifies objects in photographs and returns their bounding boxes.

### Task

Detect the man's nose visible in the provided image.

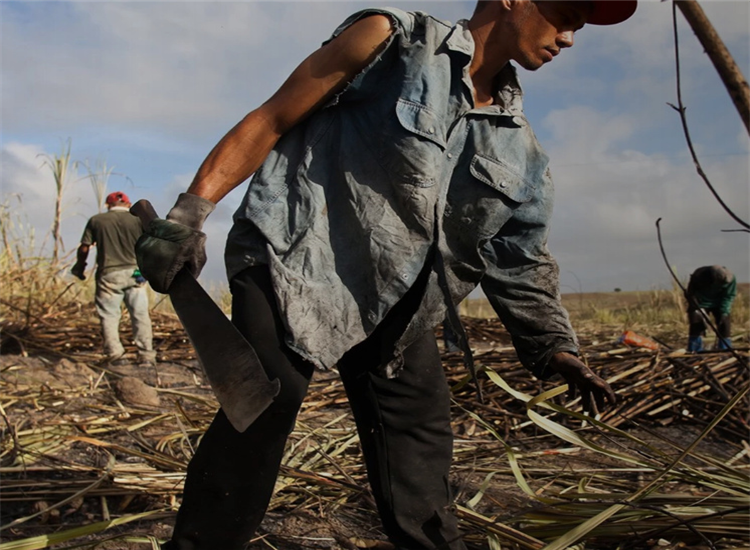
[557,30,575,49]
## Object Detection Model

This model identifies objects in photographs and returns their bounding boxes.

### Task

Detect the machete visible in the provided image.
[131,199,280,433]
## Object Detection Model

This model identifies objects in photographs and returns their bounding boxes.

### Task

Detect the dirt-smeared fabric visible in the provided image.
[225,9,577,377]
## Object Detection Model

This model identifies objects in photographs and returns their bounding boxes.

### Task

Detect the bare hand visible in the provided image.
[547,352,616,415]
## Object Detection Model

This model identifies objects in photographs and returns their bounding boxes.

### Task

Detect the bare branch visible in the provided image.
[670,1,749,230]
[675,0,750,134]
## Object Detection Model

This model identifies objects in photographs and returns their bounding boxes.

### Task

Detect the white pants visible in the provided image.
[95,268,155,362]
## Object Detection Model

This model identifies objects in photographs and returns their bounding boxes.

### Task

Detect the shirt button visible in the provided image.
[428,128,435,134]
[499,181,507,188]
[447,153,453,159]
[401,273,409,280]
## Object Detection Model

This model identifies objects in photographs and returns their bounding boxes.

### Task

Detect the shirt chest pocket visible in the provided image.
[470,154,535,202]
[446,154,536,241]
[377,98,447,187]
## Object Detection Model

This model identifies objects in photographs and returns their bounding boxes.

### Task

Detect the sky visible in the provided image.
[1,0,749,295]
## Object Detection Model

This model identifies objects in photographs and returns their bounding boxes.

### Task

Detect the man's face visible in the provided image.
[506,1,593,71]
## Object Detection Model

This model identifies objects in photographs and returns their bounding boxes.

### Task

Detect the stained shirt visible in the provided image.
[225,8,578,378]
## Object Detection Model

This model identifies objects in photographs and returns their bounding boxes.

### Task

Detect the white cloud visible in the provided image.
[543,106,636,162]
[545,101,749,291]
[1,2,467,138]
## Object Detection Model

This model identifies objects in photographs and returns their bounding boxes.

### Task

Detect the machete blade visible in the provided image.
[130,199,280,433]
[169,270,281,432]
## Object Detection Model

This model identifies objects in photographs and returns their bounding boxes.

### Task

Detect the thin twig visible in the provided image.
[670,0,749,231]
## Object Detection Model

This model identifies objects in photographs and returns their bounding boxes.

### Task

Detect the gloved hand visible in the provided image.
[132,269,147,285]
[71,262,86,280]
[135,193,216,293]
[546,351,616,415]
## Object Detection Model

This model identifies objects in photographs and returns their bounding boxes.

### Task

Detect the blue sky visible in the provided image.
[2,0,748,294]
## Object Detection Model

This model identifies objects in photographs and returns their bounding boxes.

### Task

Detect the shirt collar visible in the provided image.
[495,64,525,115]
[445,19,474,57]
[109,206,129,212]
[445,20,525,115]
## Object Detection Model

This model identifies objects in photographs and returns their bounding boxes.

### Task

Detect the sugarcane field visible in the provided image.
[1,274,748,550]
[3,1,750,549]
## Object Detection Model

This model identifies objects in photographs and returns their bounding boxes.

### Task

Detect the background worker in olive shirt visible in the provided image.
[72,191,156,366]
[685,265,737,352]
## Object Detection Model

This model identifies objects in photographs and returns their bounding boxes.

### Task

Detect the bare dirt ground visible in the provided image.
[1,314,748,550]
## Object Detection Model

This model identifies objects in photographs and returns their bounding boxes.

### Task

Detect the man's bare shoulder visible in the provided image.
[330,13,395,56]
[350,13,395,35]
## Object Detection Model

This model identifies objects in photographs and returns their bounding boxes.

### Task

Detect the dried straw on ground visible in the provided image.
[1,308,748,550]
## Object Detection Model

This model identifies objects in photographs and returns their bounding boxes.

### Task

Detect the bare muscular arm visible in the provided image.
[186,14,394,203]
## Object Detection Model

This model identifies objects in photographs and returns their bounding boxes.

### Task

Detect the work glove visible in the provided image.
[135,193,215,293]
[71,262,86,280]
[132,269,147,285]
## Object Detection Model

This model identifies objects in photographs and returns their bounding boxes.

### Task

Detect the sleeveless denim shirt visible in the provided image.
[225,9,578,378]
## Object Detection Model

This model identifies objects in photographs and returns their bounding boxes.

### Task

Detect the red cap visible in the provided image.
[105,191,131,206]
[588,0,637,26]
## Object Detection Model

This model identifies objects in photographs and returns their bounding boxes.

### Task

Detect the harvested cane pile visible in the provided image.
[0,310,748,550]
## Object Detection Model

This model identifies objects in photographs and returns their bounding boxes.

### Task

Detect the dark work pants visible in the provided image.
[165,266,465,550]
[688,307,731,339]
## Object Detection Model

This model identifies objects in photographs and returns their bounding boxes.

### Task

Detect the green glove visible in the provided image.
[135,193,215,293]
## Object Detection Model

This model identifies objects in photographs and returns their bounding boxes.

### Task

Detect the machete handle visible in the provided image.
[130,199,159,230]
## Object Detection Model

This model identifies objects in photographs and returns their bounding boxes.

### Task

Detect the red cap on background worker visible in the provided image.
[105,191,131,207]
